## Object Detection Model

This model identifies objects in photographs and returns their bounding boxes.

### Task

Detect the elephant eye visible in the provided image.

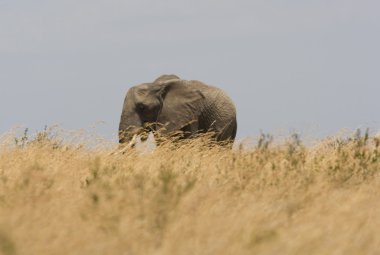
[136,103,145,112]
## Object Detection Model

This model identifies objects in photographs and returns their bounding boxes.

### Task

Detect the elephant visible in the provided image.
[118,74,237,147]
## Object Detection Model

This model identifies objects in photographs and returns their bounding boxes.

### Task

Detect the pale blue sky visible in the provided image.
[1,0,379,139]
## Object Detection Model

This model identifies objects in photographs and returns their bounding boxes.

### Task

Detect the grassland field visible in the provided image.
[1,128,380,255]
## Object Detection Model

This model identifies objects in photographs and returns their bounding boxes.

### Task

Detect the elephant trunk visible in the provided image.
[119,90,144,145]
[119,111,143,144]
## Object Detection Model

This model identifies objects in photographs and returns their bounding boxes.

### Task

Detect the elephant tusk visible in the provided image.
[127,134,138,148]
[109,134,138,156]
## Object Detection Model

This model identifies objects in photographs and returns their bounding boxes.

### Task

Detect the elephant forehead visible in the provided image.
[132,84,154,98]
[133,84,150,93]
[132,85,160,106]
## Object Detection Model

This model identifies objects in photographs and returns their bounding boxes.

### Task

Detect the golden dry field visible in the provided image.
[1,129,380,255]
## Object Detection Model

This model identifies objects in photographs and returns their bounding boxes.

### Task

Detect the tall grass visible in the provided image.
[1,129,380,255]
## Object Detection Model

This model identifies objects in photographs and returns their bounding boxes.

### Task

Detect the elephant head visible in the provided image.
[119,75,205,146]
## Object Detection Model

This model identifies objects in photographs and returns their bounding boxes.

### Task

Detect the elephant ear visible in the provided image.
[155,80,205,135]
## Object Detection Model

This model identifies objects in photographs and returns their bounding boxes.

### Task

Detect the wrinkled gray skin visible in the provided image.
[119,74,237,146]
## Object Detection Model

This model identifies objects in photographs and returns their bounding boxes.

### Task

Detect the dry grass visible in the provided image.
[1,129,380,255]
